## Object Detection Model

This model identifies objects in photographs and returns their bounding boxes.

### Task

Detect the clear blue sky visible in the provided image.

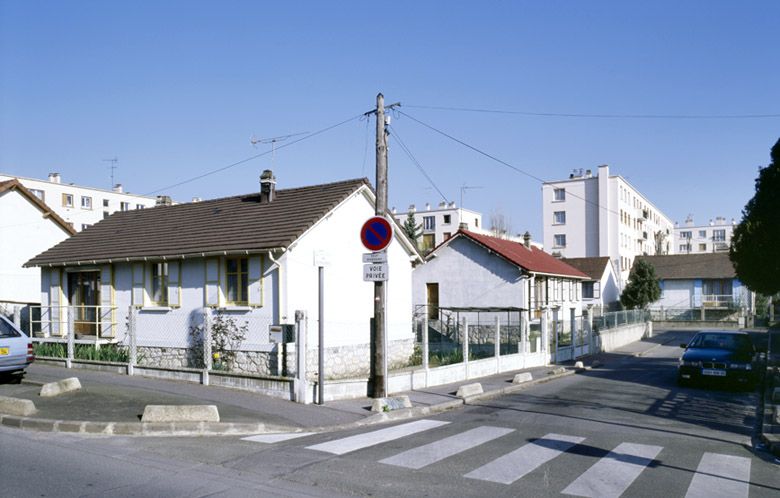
[2,1,778,239]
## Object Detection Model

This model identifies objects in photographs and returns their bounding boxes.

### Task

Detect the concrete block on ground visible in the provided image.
[39,377,82,397]
[574,361,585,369]
[141,405,220,423]
[512,372,533,384]
[548,367,566,375]
[371,395,412,412]
[0,395,37,416]
[772,387,780,403]
[775,405,780,425]
[456,383,483,398]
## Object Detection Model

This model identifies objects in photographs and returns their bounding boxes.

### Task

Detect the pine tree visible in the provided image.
[402,212,422,249]
[620,259,661,309]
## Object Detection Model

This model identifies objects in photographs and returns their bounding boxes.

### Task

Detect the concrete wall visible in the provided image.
[597,321,652,352]
[657,280,695,308]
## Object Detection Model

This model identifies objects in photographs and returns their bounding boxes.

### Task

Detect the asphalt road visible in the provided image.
[2,330,778,497]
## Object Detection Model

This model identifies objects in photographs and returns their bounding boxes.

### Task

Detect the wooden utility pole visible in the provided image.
[372,93,388,398]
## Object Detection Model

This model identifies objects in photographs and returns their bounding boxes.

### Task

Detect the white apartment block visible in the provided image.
[542,165,674,287]
[392,201,484,252]
[0,172,167,231]
[674,215,736,254]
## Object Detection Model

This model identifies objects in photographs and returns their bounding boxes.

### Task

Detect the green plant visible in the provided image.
[209,312,248,371]
[32,342,130,362]
[33,342,67,358]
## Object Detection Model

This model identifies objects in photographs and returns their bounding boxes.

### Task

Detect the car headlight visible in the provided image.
[728,363,752,370]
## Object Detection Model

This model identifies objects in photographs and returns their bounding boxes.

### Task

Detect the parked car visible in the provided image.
[0,315,34,381]
[677,330,756,388]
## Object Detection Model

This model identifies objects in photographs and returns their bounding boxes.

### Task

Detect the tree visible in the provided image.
[402,211,422,249]
[489,209,512,239]
[620,259,661,309]
[730,138,780,295]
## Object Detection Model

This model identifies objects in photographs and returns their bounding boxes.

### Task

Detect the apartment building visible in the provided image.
[674,215,736,254]
[542,165,674,286]
[392,201,484,253]
[0,172,167,231]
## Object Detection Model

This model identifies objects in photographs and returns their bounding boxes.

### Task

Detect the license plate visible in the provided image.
[702,369,726,377]
[0,347,8,355]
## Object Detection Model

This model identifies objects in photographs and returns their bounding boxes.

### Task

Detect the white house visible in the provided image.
[674,215,737,254]
[0,172,167,232]
[25,172,421,381]
[542,165,674,287]
[562,257,621,314]
[0,179,75,313]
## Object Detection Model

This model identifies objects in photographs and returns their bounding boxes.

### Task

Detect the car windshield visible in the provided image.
[0,317,22,338]
[688,333,753,352]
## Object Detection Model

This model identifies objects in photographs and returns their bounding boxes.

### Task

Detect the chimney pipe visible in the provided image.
[113,184,123,193]
[523,231,531,248]
[260,170,276,203]
[156,195,172,206]
[48,172,61,184]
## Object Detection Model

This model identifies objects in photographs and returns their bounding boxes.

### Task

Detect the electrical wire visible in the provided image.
[404,104,780,120]
[388,124,449,204]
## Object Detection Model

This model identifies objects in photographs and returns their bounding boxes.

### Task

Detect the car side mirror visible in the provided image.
[679,343,687,349]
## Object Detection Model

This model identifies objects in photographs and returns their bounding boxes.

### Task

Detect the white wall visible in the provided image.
[657,280,694,308]
[0,190,72,304]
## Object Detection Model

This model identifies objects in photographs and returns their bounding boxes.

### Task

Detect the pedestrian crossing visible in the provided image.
[246,420,754,497]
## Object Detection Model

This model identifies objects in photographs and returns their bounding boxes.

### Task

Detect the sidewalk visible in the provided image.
[0,333,680,437]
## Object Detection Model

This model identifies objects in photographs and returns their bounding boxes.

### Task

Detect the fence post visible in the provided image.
[520,311,527,354]
[66,306,74,369]
[202,308,212,385]
[421,314,429,371]
[127,306,136,376]
[541,309,549,355]
[463,317,469,378]
[494,315,501,373]
[295,310,308,404]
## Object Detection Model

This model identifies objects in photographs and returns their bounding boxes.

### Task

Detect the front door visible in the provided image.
[68,271,100,335]
[426,283,439,320]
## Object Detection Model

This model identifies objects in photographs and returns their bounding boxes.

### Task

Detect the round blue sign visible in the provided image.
[360,216,393,251]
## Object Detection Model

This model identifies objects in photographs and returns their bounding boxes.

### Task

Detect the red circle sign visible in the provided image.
[360,216,393,251]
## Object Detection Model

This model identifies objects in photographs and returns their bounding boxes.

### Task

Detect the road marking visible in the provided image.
[685,453,751,498]
[562,442,662,498]
[379,426,514,469]
[464,433,585,485]
[305,419,450,455]
[241,433,314,444]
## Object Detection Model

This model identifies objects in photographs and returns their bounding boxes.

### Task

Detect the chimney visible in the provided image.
[523,231,531,248]
[113,184,124,193]
[48,172,61,184]
[438,201,446,208]
[192,197,202,203]
[156,195,172,206]
[260,170,276,203]
[425,203,431,211]
[408,204,416,213]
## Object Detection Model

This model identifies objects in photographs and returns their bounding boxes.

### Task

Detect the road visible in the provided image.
[2,330,778,497]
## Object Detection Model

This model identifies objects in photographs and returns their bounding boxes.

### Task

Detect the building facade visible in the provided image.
[542,165,674,287]
[0,172,165,232]
[392,201,483,253]
[674,215,736,254]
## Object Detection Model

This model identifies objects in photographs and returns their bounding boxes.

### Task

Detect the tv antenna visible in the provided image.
[250,131,308,169]
[459,184,483,208]
[103,157,118,188]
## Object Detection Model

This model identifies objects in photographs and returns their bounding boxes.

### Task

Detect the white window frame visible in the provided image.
[553,234,566,248]
[553,188,565,202]
[81,196,92,209]
[553,211,566,225]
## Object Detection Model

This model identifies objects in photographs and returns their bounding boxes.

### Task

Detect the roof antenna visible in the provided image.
[103,157,118,188]
[250,132,308,169]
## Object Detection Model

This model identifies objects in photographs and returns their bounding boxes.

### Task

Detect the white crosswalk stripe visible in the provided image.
[685,453,751,498]
[379,426,514,469]
[562,442,663,498]
[464,433,585,485]
[242,432,315,444]
[305,419,450,455]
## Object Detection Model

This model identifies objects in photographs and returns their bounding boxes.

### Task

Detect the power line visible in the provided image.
[144,112,365,195]
[387,124,449,204]
[405,104,780,120]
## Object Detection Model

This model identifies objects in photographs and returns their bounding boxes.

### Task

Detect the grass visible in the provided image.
[33,342,131,363]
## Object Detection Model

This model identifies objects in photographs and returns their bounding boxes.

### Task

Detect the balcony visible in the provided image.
[701,294,737,309]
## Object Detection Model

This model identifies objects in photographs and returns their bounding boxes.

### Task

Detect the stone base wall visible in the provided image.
[137,346,276,376]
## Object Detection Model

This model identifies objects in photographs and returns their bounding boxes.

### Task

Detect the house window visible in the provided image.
[713,229,726,242]
[103,199,110,208]
[474,218,479,228]
[421,233,435,252]
[81,224,90,231]
[81,196,92,209]
[698,230,707,239]
[423,216,435,231]
[443,214,451,224]
[553,188,565,201]
[679,244,689,253]
[136,204,145,210]
[553,211,566,225]
[553,234,566,248]
[62,193,74,207]
[680,231,692,239]
[151,263,169,306]
[103,212,110,220]
[30,189,45,201]
[443,232,452,240]
[120,202,130,211]
[698,243,707,252]
[582,282,594,299]
[225,257,248,305]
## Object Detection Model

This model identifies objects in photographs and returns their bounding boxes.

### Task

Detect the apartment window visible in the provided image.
[423,216,435,231]
[475,218,479,228]
[136,204,145,210]
[150,263,169,306]
[103,212,110,220]
[553,188,565,201]
[120,202,130,211]
[62,193,74,208]
[81,224,90,231]
[698,230,707,239]
[679,231,692,239]
[698,243,707,252]
[443,232,452,240]
[553,211,566,225]
[421,233,435,252]
[713,229,726,242]
[103,199,110,208]
[443,214,451,224]
[679,244,689,253]
[225,257,248,305]
[30,189,45,201]
[553,234,566,248]
[81,196,92,209]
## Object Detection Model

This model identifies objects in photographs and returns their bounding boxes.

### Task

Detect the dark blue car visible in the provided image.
[677,330,756,388]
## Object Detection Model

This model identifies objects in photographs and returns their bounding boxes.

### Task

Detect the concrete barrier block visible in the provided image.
[548,367,567,375]
[39,377,82,397]
[0,395,37,416]
[574,361,585,369]
[512,372,533,384]
[456,383,483,398]
[775,405,780,425]
[371,395,412,412]
[141,405,220,423]
[772,388,780,403]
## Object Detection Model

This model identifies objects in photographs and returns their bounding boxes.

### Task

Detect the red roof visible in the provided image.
[452,230,589,279]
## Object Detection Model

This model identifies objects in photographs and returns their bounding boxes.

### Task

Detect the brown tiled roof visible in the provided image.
[452,231,589,279]
[562,257,612,281]
[0,179,76,236]
[26,178,370,267]
[636,253,736,280]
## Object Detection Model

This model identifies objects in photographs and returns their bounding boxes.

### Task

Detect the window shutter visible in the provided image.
[132,263,145,307]
[205,258,220,306]
[49,269,61,336]
[594,281,601,299]
[100,265,114,336]
[248,255,263,307]
[167,261,181,307]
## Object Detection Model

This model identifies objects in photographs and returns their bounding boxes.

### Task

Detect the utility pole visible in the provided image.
[373,93,388,398]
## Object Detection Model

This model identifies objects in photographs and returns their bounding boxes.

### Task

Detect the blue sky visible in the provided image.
[1,1,778,239]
